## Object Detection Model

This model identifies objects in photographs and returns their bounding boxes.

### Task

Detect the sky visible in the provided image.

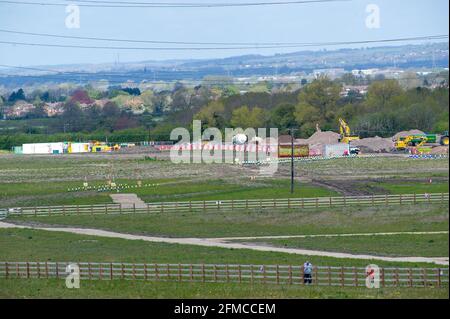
[0,0,448,67]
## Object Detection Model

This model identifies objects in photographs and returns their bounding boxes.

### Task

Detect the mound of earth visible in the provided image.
[351,136,394,153]
[392,129,425,140]
[429,146,449,155]
[307,131,341,145]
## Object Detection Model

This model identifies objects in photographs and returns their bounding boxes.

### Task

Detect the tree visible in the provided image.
[365,79,403,112]
[230,106,266,128]
[194,101,226,129]
[8,88,26,102]
[61,101,84,132]
[297,78,341,115]
[269,103,296,130]
[102,101,121,118]
[294,103,321,137]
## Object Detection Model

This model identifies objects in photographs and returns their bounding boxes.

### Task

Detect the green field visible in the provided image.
[1,279,447,299]
[9,204,449,238]
[0,228,444,269]
[234,234,449,258]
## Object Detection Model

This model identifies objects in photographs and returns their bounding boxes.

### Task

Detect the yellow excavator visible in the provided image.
[338,118,360,144]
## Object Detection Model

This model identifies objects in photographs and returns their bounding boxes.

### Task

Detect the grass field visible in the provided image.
[1,154,448,299]
[9,204,449,238]
[234,233,449,258]
[1,279,447,299]
[0,228,444,268]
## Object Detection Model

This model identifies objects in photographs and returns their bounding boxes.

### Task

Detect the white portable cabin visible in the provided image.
[22,142,65,155]
[324,143,350,157]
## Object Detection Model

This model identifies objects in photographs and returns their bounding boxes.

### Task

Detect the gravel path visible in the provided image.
[1,222,448,265]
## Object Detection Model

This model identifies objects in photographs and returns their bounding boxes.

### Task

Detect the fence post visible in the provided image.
[105,204,108,215]
[110,263,113,280]
[408,268,413,287]
[381,268,385,288]
[353,267,358,287]
[340,267,344,287]
[37,262,40,278]
[34,207,37,217]
[133,203,136,214]
[400,194,402,205]
[202,264,205,283]
[45,262,49,278]
[161,202,164,214]
[99,263,103,280]
[288,198,291,209]
[167,264,170,280]
[246,200,249,210]
[422,268,427,287]
[5,262,8,278]
[121,263,125,279]
[144,263,147,281]
[395,268,399,287]
[288,265,292,285]
[147,203,150,214]
[328,266,332,286]
[329,197,332,207]
[63,205,66,216]
[343,196,346,207]
[132,264,136,280]
[316,198,319,209]
[276,265,280,285]
[189,201,192,212]
[437,268,441,288]
[238,265,242,283]
[155,263,159,280]
[302,198,305,209]
[189,264,193,282]
[88,263,92,280]
[178,264,182,282]
[385,194,388,205]
[26,262,30,279]
[314,266,319,286]
[77,205,80,215]
[300,266,304,285]
[214,265,217,282]
[250,265,254,284]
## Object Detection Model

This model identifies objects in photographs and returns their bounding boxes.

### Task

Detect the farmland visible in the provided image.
[0,152,448,299]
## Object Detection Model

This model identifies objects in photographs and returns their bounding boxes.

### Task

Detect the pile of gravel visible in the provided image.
[351,136,394,153]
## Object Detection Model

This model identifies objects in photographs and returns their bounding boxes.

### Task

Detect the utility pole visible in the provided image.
[288,128,298,194]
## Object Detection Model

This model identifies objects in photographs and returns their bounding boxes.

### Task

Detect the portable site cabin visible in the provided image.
[68,142,90,153]
[22,142,65,155]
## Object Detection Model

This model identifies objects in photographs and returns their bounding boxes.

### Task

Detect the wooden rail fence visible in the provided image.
[0,262,447,288]
[2,193,448,218]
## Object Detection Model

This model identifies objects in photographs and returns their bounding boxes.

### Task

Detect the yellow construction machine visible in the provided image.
[338,118,360,144]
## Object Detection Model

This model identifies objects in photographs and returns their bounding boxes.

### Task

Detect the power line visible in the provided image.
[0,35,447,51]
[0,28,358,46]
[0,0,349,8]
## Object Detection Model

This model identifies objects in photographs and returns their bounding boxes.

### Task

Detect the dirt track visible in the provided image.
[1,221,447,266]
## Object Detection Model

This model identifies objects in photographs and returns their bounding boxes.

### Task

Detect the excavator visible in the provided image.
[395,131,449,150]
[338,118,360,144]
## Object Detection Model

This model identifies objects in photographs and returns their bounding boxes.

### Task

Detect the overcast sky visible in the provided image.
[0,0,448,66]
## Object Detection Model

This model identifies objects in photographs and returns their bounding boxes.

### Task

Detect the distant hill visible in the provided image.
[0,42,448,87]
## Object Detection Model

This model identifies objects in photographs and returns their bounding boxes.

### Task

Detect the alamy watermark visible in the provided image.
[65,4,80,29]
[365,264,380,289]
[170,120,279,176]
[65,263,80,289]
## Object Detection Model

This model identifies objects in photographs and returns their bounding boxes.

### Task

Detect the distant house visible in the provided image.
[4,101,35,118]
[44,102,65,117]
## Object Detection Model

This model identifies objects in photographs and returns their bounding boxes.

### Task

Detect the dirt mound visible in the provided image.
[429,146,449,155]
[392,129,425,141]
[307,131,341,145]
[351,136,394,153]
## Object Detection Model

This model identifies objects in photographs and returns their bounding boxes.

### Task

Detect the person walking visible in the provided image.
[303,261,313,285]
